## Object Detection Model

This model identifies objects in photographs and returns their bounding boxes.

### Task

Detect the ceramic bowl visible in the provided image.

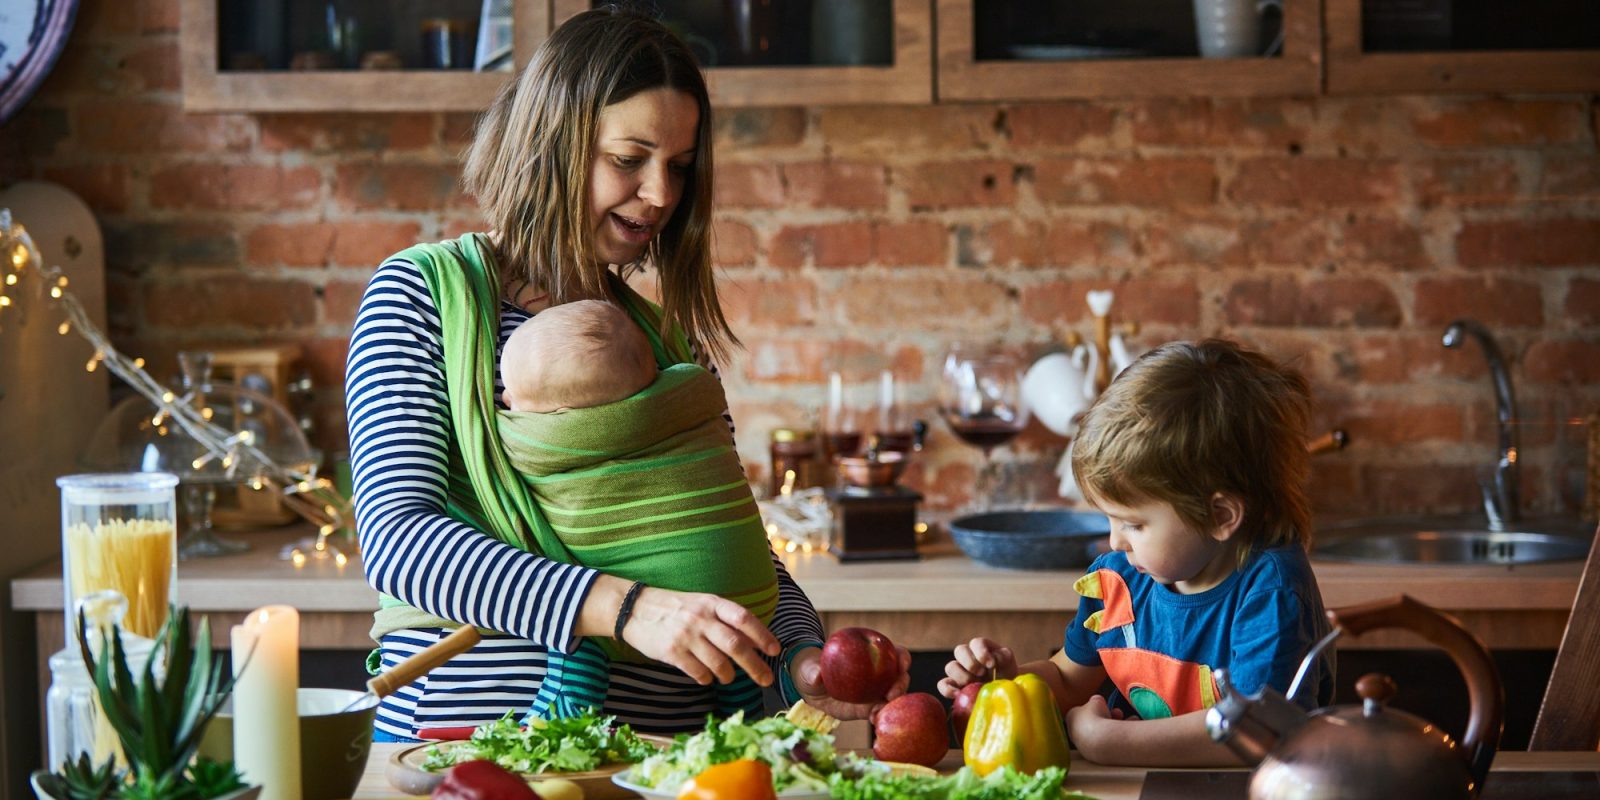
[948,510,1111,570]
[197,687,377,800]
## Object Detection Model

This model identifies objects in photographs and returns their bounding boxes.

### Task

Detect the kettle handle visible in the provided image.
[1327,594,1504,791]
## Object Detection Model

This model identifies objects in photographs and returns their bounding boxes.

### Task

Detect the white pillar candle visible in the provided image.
[230,605,301,800]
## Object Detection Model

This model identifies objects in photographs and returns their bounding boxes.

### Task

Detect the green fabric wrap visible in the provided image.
[498,363,779,662]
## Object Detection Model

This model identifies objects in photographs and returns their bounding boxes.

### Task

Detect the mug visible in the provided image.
[1193,0,1284,59]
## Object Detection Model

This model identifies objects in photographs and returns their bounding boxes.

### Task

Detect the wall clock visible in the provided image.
[0,0,79,125]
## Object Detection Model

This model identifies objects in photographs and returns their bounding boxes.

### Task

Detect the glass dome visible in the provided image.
[81,352,318,558]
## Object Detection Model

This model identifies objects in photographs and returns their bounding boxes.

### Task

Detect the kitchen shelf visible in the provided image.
[551,0,934,106]
[1325,0,1600,94]
[935,0,1324,101]
[179,0,549,112]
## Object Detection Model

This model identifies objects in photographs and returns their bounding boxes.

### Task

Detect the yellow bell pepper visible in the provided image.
[961,673,1072,777]
[676,759,777,800]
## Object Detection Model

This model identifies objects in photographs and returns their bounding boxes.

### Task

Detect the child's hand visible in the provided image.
[1065,695,1126,761]
[936,638,1016,698]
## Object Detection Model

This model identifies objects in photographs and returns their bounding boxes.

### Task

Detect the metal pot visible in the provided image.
[1207,594,1504,800]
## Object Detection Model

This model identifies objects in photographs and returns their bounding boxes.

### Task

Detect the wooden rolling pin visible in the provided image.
[339,625,481,712]
[1307,429,1349,456]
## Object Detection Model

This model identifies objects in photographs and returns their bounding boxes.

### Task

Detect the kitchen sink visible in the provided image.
[1313,515,1596,565]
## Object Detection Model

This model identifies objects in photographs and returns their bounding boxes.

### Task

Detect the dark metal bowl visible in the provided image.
[948,510,1111,570]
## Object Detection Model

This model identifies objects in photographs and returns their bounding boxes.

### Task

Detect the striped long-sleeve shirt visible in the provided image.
[345,256,825,736]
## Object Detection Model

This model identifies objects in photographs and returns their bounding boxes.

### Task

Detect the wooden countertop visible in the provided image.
[349,746,1600,799]
[11,524,1583,615]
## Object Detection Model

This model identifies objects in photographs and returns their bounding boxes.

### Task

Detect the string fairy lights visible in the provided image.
[1,207,355,567]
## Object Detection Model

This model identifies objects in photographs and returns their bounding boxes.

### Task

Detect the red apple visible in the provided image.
[872,693,949,768]
[949,681,985,742]
[820,627,900,704]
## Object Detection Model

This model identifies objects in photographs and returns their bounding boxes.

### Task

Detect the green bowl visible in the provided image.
[197,687,377,800]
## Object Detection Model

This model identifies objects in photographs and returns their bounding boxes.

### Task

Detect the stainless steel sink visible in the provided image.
[1313,515,1596,565]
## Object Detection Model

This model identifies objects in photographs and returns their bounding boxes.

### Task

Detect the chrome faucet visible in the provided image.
[1442,319,1519,530]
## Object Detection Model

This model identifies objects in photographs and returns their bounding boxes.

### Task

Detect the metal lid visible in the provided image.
[771,427,815,443]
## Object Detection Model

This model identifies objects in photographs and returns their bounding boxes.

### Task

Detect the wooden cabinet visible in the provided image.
[936,0,1323,101]
[1324,0,1600,94]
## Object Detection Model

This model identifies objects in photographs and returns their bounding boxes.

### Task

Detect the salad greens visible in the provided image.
[420,711,657,775]
[827,766,1097,800]
[630,711,875,793]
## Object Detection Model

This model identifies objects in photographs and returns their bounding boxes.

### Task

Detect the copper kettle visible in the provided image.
[1206,594,1504,800]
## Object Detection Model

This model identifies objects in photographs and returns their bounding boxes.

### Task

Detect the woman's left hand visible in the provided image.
[788,644,912,723]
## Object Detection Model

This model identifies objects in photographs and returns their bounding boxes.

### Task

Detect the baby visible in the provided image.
[499,299,778,722]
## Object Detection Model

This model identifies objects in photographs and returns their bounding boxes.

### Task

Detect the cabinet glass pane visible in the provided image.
[973,0,1285,61]
[1362,0,1600,53]
[579,0,894,68]
[218,0,509,72]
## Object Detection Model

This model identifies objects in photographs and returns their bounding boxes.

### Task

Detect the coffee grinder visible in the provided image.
[826,422,927,561]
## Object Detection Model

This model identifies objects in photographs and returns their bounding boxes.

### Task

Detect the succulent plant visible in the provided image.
[32,752,121,800]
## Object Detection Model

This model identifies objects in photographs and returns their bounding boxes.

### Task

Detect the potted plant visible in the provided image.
[32,605,253,800]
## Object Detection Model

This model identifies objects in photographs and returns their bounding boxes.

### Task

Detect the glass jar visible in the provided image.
[57,473,179,642]
[769,428,819,497]
[46,591,160,772]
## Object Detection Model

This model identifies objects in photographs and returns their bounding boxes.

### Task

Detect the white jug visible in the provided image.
[1022,343,1100,438]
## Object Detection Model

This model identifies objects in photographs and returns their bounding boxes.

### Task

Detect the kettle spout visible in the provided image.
[1205,669,1310,766]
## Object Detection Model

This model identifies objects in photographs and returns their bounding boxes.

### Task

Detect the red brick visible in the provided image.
[1023,279,1200,328]
[442,113,479,150]
[714,108,807,149]
[715,163,784,209]
[121,41,180,91]
[898,160,1016,209]
[783,162,887,210]
[718,276,819,330]
[712,219,758,267]
[103,220,239,267]
[333,163,472,212]
[141,0,179,32]
[901,460,978,513]
[40,164,131,213]
[247,221,422,267]
[956,220,1049,269]
[1456,218,1600,268]
[1045,219,1140,268]
[837,277,1010,331]
[1007,103,1117,148]
[260,114,435,152]
[1414,159,1522,207]
[143,278,318,331]
[1224,277,1299,326]
[1566,278,1600,325]
[1034,157,1216,207]
[769,223,873,269]
[78,0,140,37]
[818,106,998,156]
[149,164,321,211]
[1335,217,1430,270]
[1540,158,1600,204]
[1363,464,1480,514]
[874,221,947,267]
[1129,98,1313,150]
[301,337,352,391]
[1224,277,1400,328]
[322,280,369,326]
[1318,334,1482,385]
[1412,99,1589,148]
[1523,339,1600,384]
[1307,462,1362,515]
[1227,159,1402,207]
[738,337,920,384]
[1414,277,1544,327]
[1145,214,1329,268]
[75,102,254,154]
[1343,400,1466,446]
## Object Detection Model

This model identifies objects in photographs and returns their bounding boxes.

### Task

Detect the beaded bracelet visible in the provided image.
[613,580,645,642]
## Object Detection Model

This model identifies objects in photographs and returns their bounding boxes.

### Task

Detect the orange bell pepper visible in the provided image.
[961,673,1072,777]
[676,759,778,800]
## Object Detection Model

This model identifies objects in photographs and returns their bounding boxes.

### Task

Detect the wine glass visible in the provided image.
[821,371,864,471]
[939,347,1030,510]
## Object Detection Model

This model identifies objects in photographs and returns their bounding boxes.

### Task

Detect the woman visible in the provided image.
[345,6,906,741]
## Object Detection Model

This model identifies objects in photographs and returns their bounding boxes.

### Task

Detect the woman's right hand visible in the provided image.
[618,585,782,688]
[937,637,1016,698]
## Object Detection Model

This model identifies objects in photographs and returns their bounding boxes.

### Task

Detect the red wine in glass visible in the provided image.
[823,430,864,460]
[943,413,1026,455]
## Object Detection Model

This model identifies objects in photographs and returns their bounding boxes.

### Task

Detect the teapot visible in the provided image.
[1206,594,1504,800]
[1021,342,1098,437]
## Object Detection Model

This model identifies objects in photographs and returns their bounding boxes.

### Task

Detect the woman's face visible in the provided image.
[587,87,700,267]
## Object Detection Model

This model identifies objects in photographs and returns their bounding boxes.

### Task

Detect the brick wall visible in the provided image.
[4,0,1598,517]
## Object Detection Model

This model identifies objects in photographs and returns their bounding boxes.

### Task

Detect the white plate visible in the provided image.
[610,770,829,800]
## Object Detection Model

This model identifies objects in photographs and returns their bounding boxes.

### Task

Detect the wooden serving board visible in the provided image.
[386,735,672,799]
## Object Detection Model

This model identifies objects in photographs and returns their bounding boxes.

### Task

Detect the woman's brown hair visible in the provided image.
[1070,339,1314,562]
[463,5,736,364]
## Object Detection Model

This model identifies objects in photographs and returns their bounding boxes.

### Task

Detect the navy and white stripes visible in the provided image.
[345,257,825,736]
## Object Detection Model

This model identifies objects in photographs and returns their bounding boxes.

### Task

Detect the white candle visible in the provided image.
[230,605,302,800]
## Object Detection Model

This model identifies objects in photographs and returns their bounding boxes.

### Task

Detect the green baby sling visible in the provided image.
[399,233,774,721]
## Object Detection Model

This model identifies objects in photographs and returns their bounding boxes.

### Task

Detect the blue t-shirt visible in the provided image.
[1063,544,1334,720]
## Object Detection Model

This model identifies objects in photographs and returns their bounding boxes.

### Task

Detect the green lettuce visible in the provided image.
[419,711,656,774]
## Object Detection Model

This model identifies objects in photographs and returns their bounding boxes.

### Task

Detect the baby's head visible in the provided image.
[502,299,658,412]
[1071,339,1313,571]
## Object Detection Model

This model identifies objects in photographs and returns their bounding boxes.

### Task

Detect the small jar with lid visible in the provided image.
[46,592,161,771]
[58,473,179,644]
[769,428,819,497]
